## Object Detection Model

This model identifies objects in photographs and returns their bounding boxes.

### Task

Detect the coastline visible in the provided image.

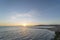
[54,32,60,40]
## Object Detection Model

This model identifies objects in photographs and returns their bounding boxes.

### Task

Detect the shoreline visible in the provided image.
[54,32,60,40]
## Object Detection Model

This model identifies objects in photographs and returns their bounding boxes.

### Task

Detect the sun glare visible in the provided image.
[23,23,27,27]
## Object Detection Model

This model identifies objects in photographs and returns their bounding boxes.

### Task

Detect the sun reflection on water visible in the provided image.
[20,26,29,37]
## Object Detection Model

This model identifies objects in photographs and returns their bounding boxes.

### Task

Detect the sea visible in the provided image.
[0,26,55,40]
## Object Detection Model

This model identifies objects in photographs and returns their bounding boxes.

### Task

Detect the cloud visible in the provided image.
[10,10,33,20]
[10,13,32,20]
[9,9,40,21]
[16,13,32,17]
[11,16,16,19]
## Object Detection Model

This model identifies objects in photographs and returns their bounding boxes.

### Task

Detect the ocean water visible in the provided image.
[0,26,55,40]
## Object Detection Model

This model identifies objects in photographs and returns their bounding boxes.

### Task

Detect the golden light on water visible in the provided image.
[20,25,28,36]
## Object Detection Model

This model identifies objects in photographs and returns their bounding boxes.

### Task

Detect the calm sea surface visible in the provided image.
[0,26,55,40]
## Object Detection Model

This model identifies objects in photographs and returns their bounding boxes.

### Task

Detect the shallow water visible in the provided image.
[0,26,55,40]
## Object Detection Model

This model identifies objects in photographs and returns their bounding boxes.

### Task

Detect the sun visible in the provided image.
[23,23,27,27]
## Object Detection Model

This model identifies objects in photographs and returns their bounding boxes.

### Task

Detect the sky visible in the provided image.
[0,0,60,26]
